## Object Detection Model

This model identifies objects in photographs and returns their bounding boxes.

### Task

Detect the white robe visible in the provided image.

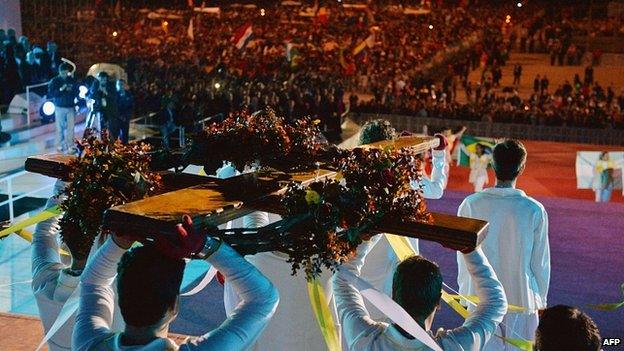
[359,149,447,320]
[456,187,550,350]
[223,211,337,351]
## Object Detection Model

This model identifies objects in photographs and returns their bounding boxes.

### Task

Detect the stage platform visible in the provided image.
[0,312,189,350]
[1,136,623,349]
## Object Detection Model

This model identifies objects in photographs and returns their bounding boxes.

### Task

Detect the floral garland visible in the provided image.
[189,109,323,175]
[58,134,162,260]
[280,147,432,279]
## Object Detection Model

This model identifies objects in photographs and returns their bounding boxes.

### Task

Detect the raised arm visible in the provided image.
[72,237,127,351]
[183,240,279,351]
[442,248,507,350]
[419,149,448,199]
[530,206,550,309]
[31,181,66,279]
[332,238,379,350]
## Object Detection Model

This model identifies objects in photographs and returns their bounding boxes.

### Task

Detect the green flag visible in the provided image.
[457,135,496,167]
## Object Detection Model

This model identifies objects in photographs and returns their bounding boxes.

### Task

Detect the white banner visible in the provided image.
[575,151,624,189]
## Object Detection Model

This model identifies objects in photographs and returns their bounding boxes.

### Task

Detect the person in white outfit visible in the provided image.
[441,126,467,189]
[72,215,279,351]
[457,139,550,350]
[466,143,492,192]
[32,180,124,350]
[333,238,507,350]
[592,151,615,202]
[223,210,337,351]
[357,122,449,319]
[31,181,83,351]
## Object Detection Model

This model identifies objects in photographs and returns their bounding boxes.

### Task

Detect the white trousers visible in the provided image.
[482,312,539,351]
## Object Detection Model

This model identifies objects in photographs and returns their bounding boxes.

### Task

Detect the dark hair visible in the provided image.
[359,119,396,145]
[492,139,527,181]
[97,71,109,78]
[392,255,443,321]
[117,245,186,327]
[535,305,601,351]
[59,62,71,72]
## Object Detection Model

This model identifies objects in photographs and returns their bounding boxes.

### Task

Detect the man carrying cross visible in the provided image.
[72,215,279,351]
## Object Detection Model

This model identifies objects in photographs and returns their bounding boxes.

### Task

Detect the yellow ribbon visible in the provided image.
[14,229,70,257]
[307,278,341,351]
[384,233,534,351]
[587,283,624,311]
[446,294,526,313]
[0,206,63,238]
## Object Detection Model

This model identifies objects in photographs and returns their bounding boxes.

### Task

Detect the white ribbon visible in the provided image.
[35,285,81,351]
[181,266,218,296]
[341,270,444,351]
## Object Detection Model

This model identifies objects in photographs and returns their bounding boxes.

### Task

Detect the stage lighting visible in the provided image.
[517,2,523,8]
[112,31,118,37]
[214,82,221,89]
[428,24,434,30]
[260,8,266,16]
[79,85,88,99]
[42,101,55,116]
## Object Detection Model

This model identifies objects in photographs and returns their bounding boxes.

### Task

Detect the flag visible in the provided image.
[352,33,375,56]
[286,42,293,61]
[114,0,121,17]
[457,135,496,167]
[232,23,253,50]
[188,19,194,41]
[316,7,329,25]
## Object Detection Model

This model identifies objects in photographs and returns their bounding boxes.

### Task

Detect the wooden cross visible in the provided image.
[25,136,488,255]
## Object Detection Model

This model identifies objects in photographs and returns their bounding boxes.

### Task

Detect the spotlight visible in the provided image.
[260,8,266,16]
[112,31,118,37]
[428,24,434,30]
[517,2,523,8]
[79,85,88,99]
[42,101,55,116]
[214,82,221,89]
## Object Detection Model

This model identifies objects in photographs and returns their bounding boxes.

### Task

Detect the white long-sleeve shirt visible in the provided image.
[360,149,447,317]
[73,237,279,351]
[334,245,507,351]
[31,183,78,351]
[457,187,550,312]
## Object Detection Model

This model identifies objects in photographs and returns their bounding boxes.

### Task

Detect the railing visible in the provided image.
[25,81,52,127]
[351,113,624,146]
[0,170,55,222]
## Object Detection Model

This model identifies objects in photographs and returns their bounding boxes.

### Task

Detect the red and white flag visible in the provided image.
[232,23,253,50]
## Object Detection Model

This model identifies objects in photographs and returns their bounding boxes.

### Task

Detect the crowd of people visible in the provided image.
[0,28,64,104]
[353,70,624,129]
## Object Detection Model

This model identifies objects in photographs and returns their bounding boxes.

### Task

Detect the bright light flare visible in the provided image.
[517,2,523,8]
[260,8,266,16]
[428,24,434,30]
[214,82,221,89]
[42,101,55,116]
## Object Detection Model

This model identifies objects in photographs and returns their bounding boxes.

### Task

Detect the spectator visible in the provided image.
[535,305,601,351]
[48,62,78,153]
[112,79,133,143]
